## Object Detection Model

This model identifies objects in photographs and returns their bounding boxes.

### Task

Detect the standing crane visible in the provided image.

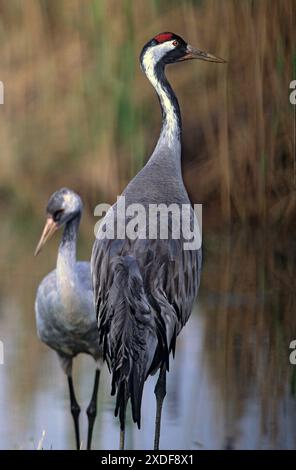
[91,33,225,449]
[35,188,102,450]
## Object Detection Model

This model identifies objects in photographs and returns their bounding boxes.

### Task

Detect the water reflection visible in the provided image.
[0,227,295,449]
[201,228,296,449]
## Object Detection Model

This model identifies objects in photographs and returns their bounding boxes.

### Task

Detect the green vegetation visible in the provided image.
[0,0,295,246]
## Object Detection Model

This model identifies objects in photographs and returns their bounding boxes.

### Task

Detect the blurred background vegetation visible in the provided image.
[0,0,296,449]
[0,0,295,246]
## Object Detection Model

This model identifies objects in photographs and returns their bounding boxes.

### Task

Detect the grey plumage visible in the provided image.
[93,234,200,427]
[35,187,102,449]
[35,261,101,376]
[91,33,217,448]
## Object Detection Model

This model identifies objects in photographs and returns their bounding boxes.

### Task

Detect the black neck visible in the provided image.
[154,61,182,139]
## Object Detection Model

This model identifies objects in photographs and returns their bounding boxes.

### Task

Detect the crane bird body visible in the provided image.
[35,188,102,450]
[91,33,225,449]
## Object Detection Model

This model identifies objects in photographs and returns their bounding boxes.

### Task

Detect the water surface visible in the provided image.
[0,228,295,449]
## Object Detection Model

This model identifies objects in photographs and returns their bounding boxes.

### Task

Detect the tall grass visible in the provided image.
[0,0,295,239]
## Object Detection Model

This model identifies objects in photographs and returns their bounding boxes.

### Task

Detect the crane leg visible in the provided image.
[120,427,125,450]
[119,388,128,450]
[86,368,100,450]
[153,364,166,450]
[67,376,81,450]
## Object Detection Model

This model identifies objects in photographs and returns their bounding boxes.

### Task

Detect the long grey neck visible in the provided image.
[144,61,182,174]
[56,215,80,286]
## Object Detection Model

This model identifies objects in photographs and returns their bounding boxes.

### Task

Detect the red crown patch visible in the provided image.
[154,33,173,44]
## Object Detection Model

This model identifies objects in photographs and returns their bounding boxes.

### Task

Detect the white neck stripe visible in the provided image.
[142,44,181,150]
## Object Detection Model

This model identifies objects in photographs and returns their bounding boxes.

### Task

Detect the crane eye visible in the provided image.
[172,40,179,47]
[53,209,64,222]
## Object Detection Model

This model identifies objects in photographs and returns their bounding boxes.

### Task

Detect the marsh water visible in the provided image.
[0,227,296,450]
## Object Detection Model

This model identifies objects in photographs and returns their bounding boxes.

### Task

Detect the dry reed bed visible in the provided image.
[0,0,294,251]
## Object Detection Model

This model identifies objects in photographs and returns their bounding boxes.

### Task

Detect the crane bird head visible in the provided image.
[34,188,83,256]
[140,32,226,70]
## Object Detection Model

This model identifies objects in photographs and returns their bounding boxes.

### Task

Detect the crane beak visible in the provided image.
[179,44,226,63]
[34,217,58,256]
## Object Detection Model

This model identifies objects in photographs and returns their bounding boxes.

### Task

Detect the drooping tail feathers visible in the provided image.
[102,255,156,430]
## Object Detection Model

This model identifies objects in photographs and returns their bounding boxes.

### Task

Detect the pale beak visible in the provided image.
[34,217,58,256]
[179,44,226,63]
